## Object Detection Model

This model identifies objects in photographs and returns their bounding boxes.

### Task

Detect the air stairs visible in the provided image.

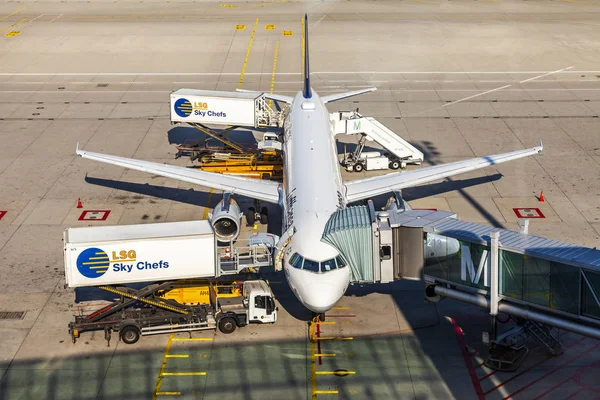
[331,111,424,166]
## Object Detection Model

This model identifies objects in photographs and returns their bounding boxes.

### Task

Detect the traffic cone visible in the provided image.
[76,198,83,208]
[539,191,545,203]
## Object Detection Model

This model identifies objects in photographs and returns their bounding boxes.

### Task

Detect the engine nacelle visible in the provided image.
[210,194,242,242]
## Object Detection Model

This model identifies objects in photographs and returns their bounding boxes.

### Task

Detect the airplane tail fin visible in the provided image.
[302,14,311,99]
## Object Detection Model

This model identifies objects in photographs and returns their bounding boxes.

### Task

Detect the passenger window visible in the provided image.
[335,255,347,268]
[254,295,266,309]
[289,253,303,269]
[321,258,337,272]
[303,259,320,273]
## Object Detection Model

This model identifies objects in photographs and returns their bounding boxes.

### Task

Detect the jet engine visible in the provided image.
[209,193,242,242]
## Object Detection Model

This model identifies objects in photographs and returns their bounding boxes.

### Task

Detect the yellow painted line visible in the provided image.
[238,18,259,89]
[332,307,349,310]
[155,392,181,396]
[0,7,26,22]
[172,338,213,341]
[314,390,339,395]
[220,3,238,8]
[202,188,215,220]
[316,371,356,375]
[313,321,337,325]
[265,24,275,30]
[4,31,20,37]
[0,18,28,34]
[314,353,336,357]
[314,336,353,341]
[236,24,246,30]
[165,354,189,358]
[152,334,175,400]
[268,40,279,107]
[161,372,207,376]
[282,30,293,36]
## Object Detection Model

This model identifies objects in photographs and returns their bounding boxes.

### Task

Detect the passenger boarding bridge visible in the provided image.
[322,199,600,370]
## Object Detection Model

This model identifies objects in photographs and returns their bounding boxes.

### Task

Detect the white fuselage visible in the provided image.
[280,91,351,313]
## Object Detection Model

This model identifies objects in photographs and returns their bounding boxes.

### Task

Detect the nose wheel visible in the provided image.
[311,312,326,322]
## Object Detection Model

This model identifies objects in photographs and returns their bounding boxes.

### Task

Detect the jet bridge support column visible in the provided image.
[490,231,500,340]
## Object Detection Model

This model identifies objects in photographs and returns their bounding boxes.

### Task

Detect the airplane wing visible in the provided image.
[76,147,281,204]
[321,88,377,103]
[344,144,543,203]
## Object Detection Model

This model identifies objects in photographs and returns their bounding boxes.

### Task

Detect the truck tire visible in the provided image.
[260,207,269,225]
[218,317,237,334]
[389,160,401,170]
[120,326,140,345]
[246,207,256,226]
[353,163,364,173]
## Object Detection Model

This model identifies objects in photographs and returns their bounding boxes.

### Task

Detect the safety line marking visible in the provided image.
[314,390,339,395]
[165,354,189,358]
[155,392,182,396]
[49,14,63,23]
[0,7,26,22]
[314,353,336,357]
[161,372,207,376]
[0,18,28,33]
[28,14,44,23]
[238,18,258,89]
[268,40,279,107]
[331,306,349,310]
[313,336,354,341]
[152,334,175,400]
[172,338,213,341]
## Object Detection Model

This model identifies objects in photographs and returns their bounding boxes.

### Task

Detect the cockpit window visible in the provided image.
[321,258,337,272]
[335,255,348,269]
[302,258,320,273]
[289,253,303,269]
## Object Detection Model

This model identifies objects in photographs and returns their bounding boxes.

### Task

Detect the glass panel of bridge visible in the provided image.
[500,250,524,301]
[582,270,600,320]
[549,261,579,314]
[523,256,550,308]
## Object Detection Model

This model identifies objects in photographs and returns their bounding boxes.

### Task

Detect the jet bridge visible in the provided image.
[321,202,600,369]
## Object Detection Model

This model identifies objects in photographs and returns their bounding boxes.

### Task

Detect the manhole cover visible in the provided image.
[0,311,26,320]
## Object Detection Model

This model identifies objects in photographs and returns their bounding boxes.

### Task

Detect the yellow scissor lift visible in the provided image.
[177,123,283,180]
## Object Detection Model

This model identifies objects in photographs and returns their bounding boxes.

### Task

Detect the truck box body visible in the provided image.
[170,89,258,126]
[64,221,216,288]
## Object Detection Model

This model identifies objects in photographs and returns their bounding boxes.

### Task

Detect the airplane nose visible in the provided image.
[302,284,344,313]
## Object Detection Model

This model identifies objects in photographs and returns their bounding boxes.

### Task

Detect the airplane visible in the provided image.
[76,14,542,316]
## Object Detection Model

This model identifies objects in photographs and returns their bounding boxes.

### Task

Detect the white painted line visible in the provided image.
[29,14,44,23]
[0,71,599,76]
[49,14,63,23]
[442,85,512,107]
[519,66,575,84]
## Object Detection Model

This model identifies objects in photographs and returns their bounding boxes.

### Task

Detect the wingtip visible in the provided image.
[538,140,543,152]
[75,142,82,156]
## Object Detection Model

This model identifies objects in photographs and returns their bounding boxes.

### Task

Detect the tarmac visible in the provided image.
[1,0,600,399]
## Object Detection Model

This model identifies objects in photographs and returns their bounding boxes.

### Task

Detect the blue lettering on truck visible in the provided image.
[76,246,169,277]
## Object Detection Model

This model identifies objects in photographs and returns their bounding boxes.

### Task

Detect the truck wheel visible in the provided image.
[353,163,364,173]
[389,160,401,170]
[246,207,256,226]
[120,326,140,345]
[218,317,237,334]
[260,207,269,225]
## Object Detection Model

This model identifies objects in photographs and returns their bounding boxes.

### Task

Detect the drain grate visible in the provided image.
[96,83,109,87]
[0,311,26,320]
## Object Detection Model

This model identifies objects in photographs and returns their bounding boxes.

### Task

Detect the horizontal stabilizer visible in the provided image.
[321,88,377,103]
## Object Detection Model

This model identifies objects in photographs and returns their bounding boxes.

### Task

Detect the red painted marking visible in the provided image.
[502,343,600,400]
[486,337,588,395]
[450,317,485,400]
[78,210,111,221]
[479,370,496,382]
[316,322,322,365]
[532,376,573,400]
[563,388,586,400]
[513,208,545,219]
[0,211,6,220]
[573,361,600,393]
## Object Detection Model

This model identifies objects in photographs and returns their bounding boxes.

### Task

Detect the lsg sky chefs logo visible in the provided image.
[173,98,227,118]
[76,248,169,278]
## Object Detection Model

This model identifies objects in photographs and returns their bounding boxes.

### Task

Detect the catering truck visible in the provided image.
[64,220,277,345]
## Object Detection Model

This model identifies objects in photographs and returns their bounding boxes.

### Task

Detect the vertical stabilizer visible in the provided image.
[302,14,312,99]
